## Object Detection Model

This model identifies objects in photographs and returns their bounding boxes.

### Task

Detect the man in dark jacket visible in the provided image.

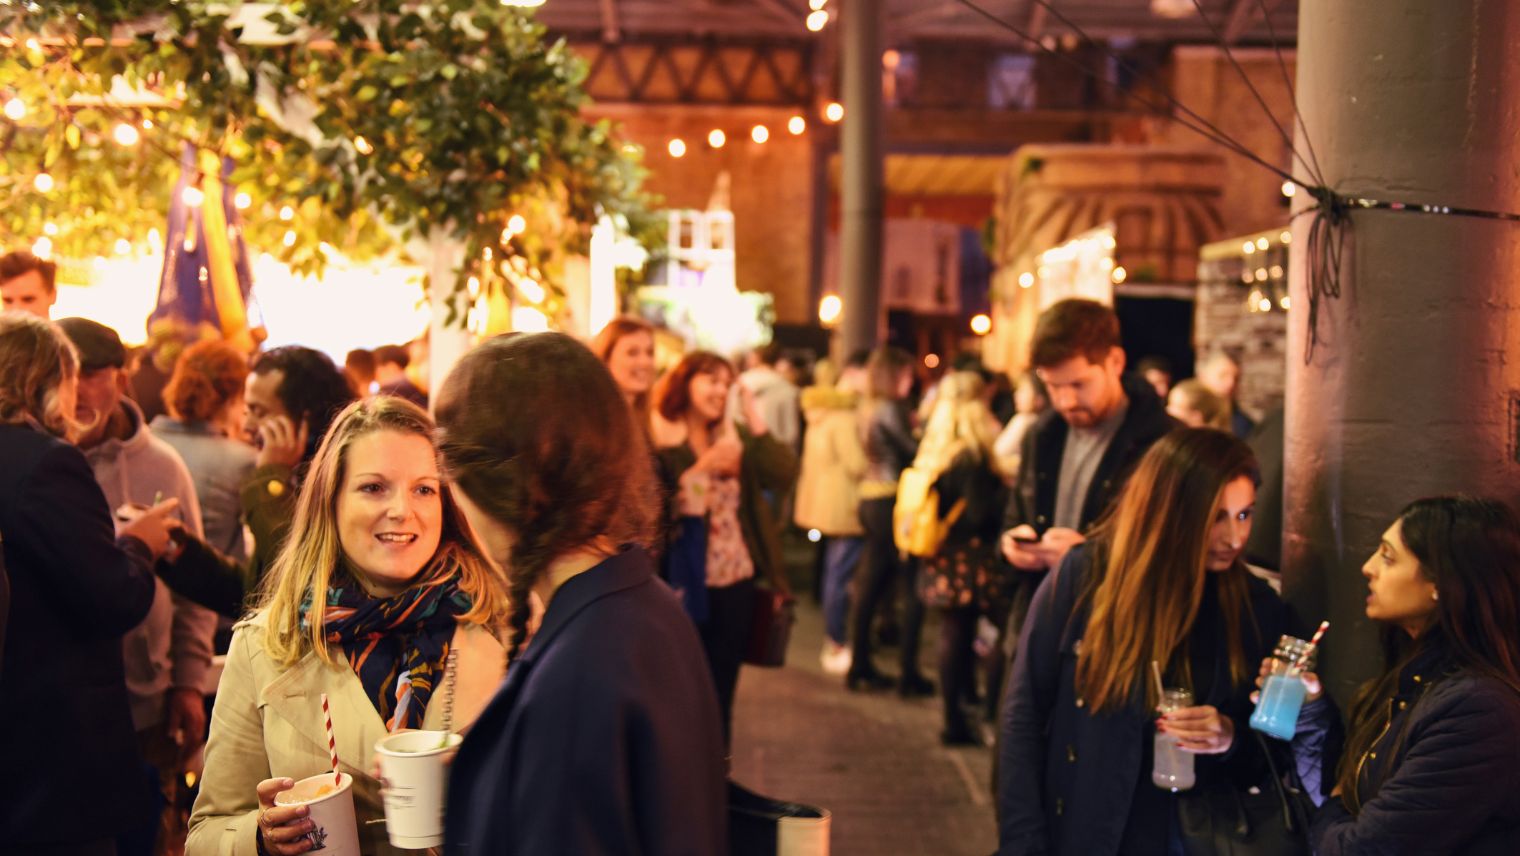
[993,300,1177,754]
[999,299,1177,579]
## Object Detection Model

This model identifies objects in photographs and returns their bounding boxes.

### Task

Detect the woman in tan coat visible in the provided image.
[793,352,870,674]
[187,397,510,856]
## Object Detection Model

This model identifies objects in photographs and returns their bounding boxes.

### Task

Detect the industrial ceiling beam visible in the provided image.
[598,0,621,42]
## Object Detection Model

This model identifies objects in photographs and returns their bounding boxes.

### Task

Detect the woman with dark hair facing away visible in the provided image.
[849,345,929,694]
[652,349,799,746]
[187,396,510,856]
[437,333,726,854]
[0,313,183,852]
[591,315,657,427]
[1274,496,1520,854]
[998,428,1291,855]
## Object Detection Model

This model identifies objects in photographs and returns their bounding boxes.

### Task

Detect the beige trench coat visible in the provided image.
[186,610,507,856]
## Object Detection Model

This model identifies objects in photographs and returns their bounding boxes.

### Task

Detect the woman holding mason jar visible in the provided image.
[996,428,1291,855]
[1274,496,1520,854]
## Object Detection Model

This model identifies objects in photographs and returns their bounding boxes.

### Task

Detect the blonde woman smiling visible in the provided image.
[188,397,510,856]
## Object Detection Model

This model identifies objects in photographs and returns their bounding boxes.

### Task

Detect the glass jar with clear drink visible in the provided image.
[1250,634,1316,741]
[1152,687,1195,792]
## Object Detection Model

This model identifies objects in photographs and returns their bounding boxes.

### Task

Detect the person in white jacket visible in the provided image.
[59,317,215,855]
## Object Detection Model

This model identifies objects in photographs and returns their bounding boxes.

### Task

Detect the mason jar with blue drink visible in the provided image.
[1250,635,1316,741]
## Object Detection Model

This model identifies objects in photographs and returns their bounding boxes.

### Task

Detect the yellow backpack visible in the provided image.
[893,466,966,559]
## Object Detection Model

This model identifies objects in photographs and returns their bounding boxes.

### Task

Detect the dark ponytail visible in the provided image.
[434,333,660,661]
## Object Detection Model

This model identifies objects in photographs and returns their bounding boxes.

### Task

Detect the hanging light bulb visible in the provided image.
[182,186,205,207]
[818,294,843,326]
[970,314,992,336]
[279,205,295,221]
[112,122,140,146]
[3,97,25,121]
[234,192,252,210]
[806,9,829,31]
[32,172,53,193]
[824,102,844,123]
[809,0,828,9]
[668,138,687,158]
[1018,272,1035,289]
[708,129,726,148]
[751,125,769,144]
[787,115,806,135]
[507,214,527,235]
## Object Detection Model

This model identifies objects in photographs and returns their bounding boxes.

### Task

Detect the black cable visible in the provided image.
[1255,0,1326,187]
[1017,0,1307,189]
[952,0,1307,188]
[1187,0,1324,188]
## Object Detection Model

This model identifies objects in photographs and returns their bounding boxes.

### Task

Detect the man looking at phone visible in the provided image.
[57,317,215,855]
[999,299,1176,635]
[156,345,356,617]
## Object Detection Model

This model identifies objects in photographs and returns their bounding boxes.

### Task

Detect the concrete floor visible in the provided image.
[730,595,1000,856]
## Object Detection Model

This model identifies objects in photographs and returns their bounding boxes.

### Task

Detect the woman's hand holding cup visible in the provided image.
[1250,656,1324,703]
[255,777,315,855]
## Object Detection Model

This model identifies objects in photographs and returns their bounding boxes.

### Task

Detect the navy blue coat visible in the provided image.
[444,549,728,855]
[1294,644,1520,854]
[996,544,1289,855]
[0,424,157,850]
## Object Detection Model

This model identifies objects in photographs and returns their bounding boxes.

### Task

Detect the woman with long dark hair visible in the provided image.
[436,333,726,854]
[652,350,798,746]
[997,428,1290,855]
[1283,496,1520,854]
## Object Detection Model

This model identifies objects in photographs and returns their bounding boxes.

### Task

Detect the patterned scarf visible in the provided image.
[303,571,471,732]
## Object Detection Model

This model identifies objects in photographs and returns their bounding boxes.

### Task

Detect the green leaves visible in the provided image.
[0,0,655,320]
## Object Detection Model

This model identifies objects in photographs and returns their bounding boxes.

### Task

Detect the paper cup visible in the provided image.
[274,772,360,856]
[375,730,463,849]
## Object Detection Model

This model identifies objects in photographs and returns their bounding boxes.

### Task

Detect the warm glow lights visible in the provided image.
[824,102,844,123]
[751,125,769,144]
[1280,295,1292,310]
[234,192,252,210]
[818,293,843,326]
[282,230,297,247]
[1242,241,1256,254]
[112,122,140,146]
[806,9,829,31]
[1111,265,1128,284]
[114,238,132,256]
[354,135,373,155]
[33,172,53,193]
[31,236,52,259]
[788,115,806,135]
[668,138,687,158]
[3,97,25,121]
[924,353,940,369]
[970,313,992,336]
[518,278,547,304]
[708,129,726,148]
[809,0,828,9]
[507,214,527,235]
[181,186,205,207]
[279,206,295,221]
[1018,271,1035,289]
[1255,237,1270,251]
[1280,230,1292,244]
[42,222,58,236]
[1282,180,1296,198]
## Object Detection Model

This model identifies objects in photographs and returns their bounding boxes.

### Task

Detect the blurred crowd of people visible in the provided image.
[3,241,1519,856]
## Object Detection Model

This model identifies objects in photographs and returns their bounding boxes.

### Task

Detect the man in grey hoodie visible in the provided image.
[729,342,801,449]
[58,317,215,854]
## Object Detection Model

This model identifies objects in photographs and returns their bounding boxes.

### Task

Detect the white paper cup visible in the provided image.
[375,730,463,849]
[273,772,360,856]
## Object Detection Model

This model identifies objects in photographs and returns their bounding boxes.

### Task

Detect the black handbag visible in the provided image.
[743,586,795,668]
[1177,733,1314,856]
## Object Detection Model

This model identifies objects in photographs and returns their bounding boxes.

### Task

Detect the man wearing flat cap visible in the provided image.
[57,317,215,855]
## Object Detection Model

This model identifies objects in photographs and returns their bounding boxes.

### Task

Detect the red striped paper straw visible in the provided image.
[1292,621,1331,673]
[320,692,340,785]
